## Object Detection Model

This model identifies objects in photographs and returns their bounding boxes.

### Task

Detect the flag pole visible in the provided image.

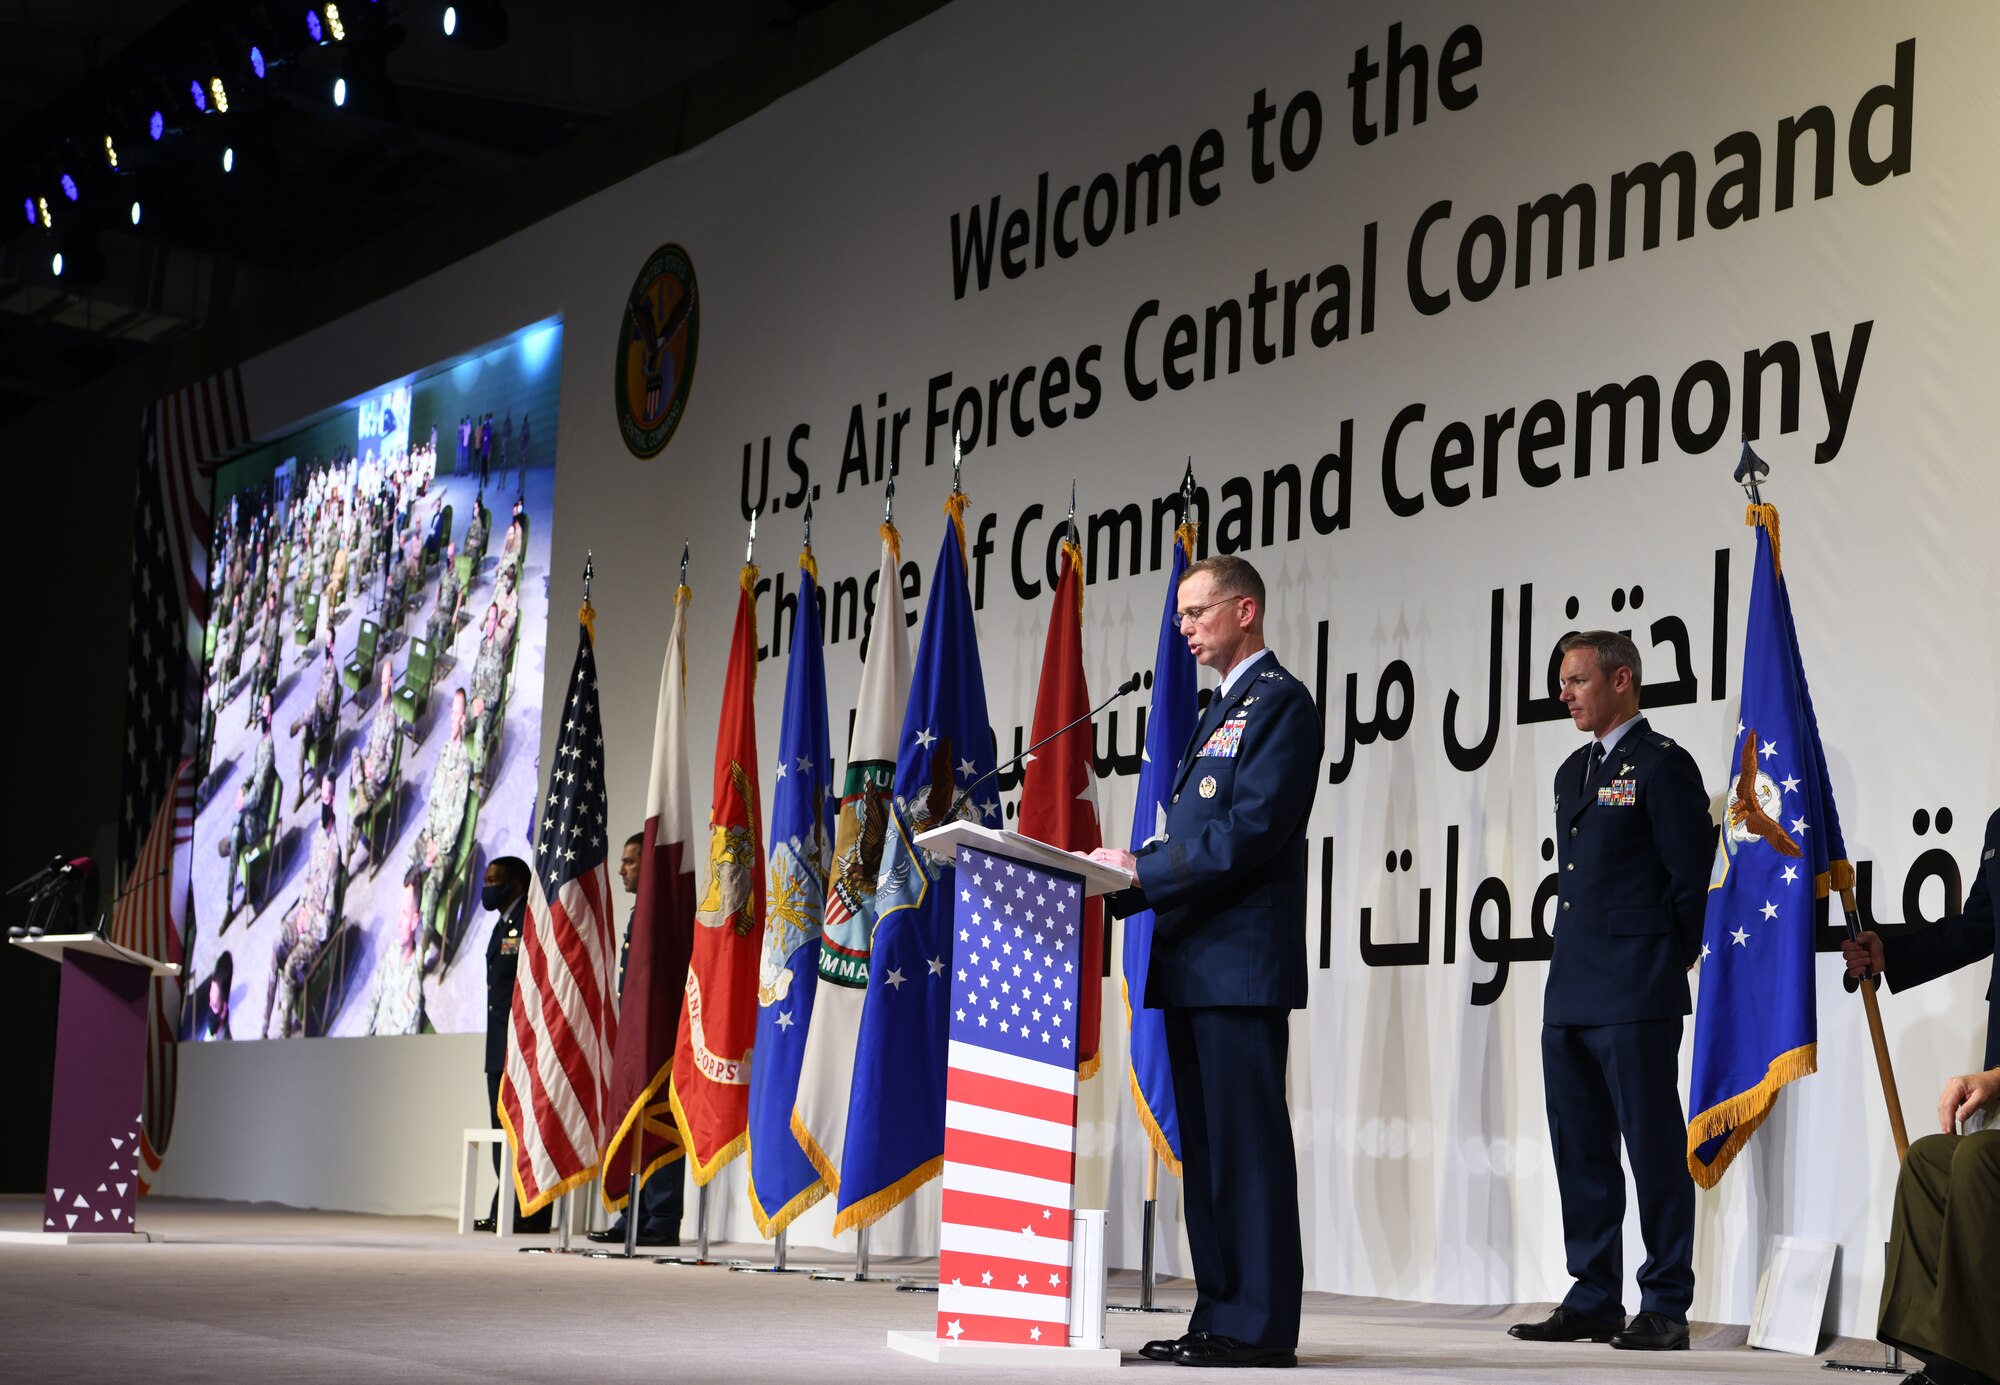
[1838,882,1911,1161]
[1735,444,1908,1163]
[1108,1151,1184,1315]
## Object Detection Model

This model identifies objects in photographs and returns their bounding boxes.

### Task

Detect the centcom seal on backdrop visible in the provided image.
[614,242,699,458]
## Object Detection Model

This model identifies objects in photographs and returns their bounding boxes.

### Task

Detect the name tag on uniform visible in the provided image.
[1198,717,1247,758]
[1598,778,1637,807]
[499,933,520,956]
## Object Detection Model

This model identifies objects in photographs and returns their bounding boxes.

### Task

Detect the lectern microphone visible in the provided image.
[947,672,1144,823]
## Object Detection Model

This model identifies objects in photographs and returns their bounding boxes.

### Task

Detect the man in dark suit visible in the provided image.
[478,854,549,1234]
[1841,807,1999,1070]
[1511,630,1711,1352]
[1091,554,1320,1370]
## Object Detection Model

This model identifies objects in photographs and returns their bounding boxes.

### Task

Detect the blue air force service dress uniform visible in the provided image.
[484,895,549,1231]
[1544,716,1712,1323]
[1106,650,1321,1352]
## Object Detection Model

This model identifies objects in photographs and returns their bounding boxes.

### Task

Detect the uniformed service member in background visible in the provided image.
[362,881,428,1036]
[408,689,472,970]
[348,658,400,866]
[1510,629,1712,1353]
[477,855,549,1233]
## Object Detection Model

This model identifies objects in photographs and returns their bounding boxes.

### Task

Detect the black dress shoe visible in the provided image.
[1173,1334,1296,1368]
[1508,1306,1624,1342]
[1142,1331,1205,1362]
[585,1227,626,1244]
[1609,1311,1690,1351]
[472,1217,496,1232]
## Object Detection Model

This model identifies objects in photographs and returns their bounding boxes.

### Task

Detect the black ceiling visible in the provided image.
[0,0,839,424]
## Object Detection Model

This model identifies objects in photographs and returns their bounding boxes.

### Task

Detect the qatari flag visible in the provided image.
[935,851,1082,1348]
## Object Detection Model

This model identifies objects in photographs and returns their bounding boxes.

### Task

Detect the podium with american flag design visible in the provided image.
[888,823,1129,1370]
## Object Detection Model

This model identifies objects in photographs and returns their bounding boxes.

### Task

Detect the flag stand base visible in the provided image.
[1821,1343,1904,1375]
[894,1281,939,1293]
[887,1331,1119,1368]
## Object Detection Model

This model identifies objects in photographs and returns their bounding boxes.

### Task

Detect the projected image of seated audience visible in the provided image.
[181,320,561,1040]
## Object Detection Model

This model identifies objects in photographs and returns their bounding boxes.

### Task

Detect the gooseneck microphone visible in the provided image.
[947,672,1144,823]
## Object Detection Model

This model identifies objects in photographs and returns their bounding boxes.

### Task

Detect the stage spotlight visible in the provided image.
[442,0,507,48]
[130,200,142,226]
[190,78,208,114]
[22,196,35,228]
[325,3,346,41]
[250,45,267,79]
[150,109,166,141]
[60,173,78,202]
[51,228,106,286]
[332,75,346,106]
[104,135,118,170]
[211,77,230,114]
[306,8,324,44]
[38,195,51,228]
[222,146,235,173]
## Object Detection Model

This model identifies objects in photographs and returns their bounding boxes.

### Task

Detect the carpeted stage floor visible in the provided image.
[0,1198,1879,1382]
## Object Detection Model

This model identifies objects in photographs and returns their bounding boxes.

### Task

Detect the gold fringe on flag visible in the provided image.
[830,1155,943,1237]
[578,599,597,646]
[1121,978,1184,1179]
[1745,503,1781,577]
[945,490,970,559]
[1684,1041,1818,1188]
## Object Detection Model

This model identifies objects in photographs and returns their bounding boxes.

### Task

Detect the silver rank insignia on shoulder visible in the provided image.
[1986,847,1996,861]
[1259,669,1281,679]
[1199,775,1218,798]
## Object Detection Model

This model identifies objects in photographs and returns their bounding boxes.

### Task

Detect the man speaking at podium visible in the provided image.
[1091,554,1320,1370]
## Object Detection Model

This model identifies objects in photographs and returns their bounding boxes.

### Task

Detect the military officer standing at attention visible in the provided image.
[477,855,548,1233]
[1511,630,1712,1352]
[1090,554,1320,1370]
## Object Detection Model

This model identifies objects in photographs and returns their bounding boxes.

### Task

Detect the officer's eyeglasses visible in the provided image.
[1175,595,1244,627]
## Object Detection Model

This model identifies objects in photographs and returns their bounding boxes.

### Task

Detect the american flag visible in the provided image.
[121,369,251,873]
[936,851,1082,1347]
[108,756,194,1186]
[499,613,621,1214]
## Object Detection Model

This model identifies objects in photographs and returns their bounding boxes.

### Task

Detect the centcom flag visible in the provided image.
[1687,503,1849,1186]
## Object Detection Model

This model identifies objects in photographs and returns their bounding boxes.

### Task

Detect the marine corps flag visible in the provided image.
[669,562,765,1184]
[499,607,621,1214]
[746,542,836,1236]
[834,494,995,1233]
[1121,519,1196,1174]
[1687,503,1849,1186]
[793,519,911,1193]
[600,580,697,1213]
[1016,527,1105,1078]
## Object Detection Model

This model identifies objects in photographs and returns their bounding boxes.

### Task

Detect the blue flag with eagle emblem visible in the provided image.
[1687,504,1849,1187]
[833,496,995,1234]
[745,545,837,1236]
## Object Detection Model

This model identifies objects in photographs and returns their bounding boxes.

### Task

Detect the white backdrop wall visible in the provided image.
[161,0,1998,1336]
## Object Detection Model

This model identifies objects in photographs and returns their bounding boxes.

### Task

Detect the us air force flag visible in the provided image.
[1687,504,1850,1187]
[833,496,996,1234]
[746,546,836,1236]
[1119,521,1196,1175]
